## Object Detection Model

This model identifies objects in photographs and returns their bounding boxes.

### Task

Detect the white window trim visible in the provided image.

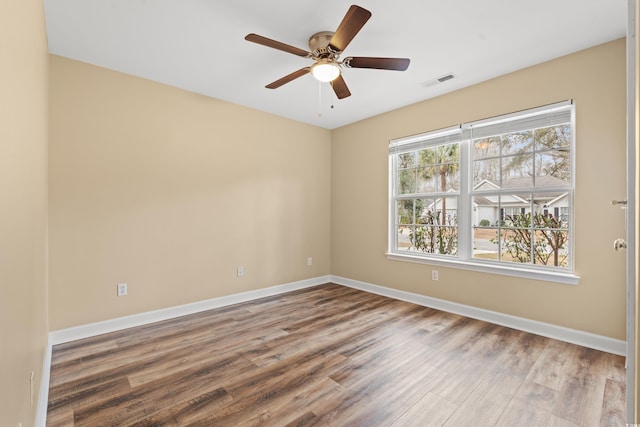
[388,101,578,285]
[385,252,579,285]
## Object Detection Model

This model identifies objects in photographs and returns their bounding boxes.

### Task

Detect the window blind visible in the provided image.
[463,100,573,140]
[389,125,461,155]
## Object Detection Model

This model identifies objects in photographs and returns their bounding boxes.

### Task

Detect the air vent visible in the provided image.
[421,73,455,88]
[437,74,454,83]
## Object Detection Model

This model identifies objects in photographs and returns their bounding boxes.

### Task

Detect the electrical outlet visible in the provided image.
[431,270,439,281]
[237,266,244,277]
[117,283,128,296]
[307,257,313,266]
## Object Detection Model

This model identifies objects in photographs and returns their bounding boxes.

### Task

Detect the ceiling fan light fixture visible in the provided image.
[311,61,341,82]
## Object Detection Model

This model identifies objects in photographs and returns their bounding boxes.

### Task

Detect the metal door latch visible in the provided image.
[614,238,627,251]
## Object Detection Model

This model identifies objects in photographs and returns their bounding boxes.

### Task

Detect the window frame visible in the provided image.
[387,101,578,285]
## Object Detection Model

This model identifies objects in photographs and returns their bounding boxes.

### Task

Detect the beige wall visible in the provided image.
[332,39,627,340]
[0,0,49,425]
[48,56,331,330]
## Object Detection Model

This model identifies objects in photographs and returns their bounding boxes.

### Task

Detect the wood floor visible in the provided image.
[47,283,626,426]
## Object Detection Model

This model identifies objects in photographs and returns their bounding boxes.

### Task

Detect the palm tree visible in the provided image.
[419,145,459,219]
[418,144,460,253]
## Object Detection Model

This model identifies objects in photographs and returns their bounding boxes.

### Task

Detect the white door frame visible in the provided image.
[626,0,637,422]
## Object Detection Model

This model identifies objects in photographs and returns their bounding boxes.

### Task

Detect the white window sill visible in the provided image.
[385,252,579,285]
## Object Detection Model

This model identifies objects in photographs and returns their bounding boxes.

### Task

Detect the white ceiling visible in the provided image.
[44,0,627,130]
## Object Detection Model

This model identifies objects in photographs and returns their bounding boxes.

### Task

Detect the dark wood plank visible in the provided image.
[46,283,626,426]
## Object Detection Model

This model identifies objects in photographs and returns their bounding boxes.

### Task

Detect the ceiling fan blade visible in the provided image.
[328,5,372,53]
[266,68,310,89]
[331,75,351,99]
[245,33,310,57]
[344,57,410,71]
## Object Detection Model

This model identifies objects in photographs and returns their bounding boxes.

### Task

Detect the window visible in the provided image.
[389,101,575,283]
[395,140,460,255]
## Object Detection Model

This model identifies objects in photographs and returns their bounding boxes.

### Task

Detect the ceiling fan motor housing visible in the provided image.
[309,31,337,58]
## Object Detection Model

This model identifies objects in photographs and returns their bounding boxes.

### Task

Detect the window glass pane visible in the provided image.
[535,152,570,183]
[559,207,569,228]
[398,169,416,194]
[500,210,520,227]
[412,225,433,253]
[473,158,501,187]
[440,164,460,192]
[418,148,437,166]
[434,198,458,226]
[396,200,414,225]
[409,223,458,256]
[531,192,570,229]
[398,152,415,169]
[473,138,500,159]
[472,195,499,226]
[416,167,437,193]
[502,154,534,188]
[433,227,458,255]
[534,230,569,268]
[472,226,499,260]
[501,131,533,156]
[500,228,532,264]
[397,225,413,251]
[415,198,434,224]
[535,125,570,151]
[499,194,530,227]
[438,143,459,164]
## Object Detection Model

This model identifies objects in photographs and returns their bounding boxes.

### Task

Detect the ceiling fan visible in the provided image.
[244,4,410,100]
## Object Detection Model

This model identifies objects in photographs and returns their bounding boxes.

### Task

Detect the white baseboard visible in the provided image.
[50,275,330,345]
[331,275,626,356]
[50,273,626,354]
